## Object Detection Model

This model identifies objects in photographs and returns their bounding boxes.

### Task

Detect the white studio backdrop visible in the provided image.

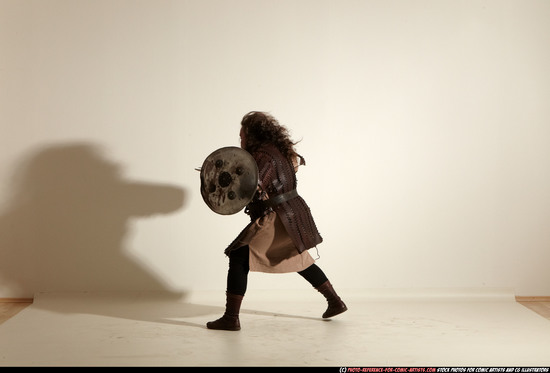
[1,0,549,298]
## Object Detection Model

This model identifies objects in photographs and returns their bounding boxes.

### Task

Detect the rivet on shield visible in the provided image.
[218,171,232,187]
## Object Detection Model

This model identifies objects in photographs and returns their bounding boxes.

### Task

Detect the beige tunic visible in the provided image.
[233,211,315,273]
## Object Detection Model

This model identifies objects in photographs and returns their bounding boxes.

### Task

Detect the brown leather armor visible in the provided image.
[242,144,323,254]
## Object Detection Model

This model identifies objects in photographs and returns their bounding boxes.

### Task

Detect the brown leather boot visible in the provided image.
[316,280,348,318]
[206,292,243,331]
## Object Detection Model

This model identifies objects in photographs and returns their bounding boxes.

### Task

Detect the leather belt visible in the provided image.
[263,189,299,208]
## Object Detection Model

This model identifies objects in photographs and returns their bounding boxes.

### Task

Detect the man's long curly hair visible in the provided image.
[240,111,305,165]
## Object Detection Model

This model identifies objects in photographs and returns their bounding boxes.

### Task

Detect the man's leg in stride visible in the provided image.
[298,264,348,318]
[206,246,249,331]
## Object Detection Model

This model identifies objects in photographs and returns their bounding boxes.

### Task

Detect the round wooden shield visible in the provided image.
[199,146,259,215]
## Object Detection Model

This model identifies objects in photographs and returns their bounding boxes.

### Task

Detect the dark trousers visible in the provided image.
[227,245,328,296]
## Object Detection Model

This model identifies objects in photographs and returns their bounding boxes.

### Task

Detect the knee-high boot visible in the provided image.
[206,292,243,331]
[316,280,348,318]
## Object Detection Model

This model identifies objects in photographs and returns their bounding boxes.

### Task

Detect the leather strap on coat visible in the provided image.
[263,189,299,208]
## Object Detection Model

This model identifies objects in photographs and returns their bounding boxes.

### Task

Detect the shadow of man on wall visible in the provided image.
[0,142,185,298]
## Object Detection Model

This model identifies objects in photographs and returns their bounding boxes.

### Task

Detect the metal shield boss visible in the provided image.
[200,146,259,215]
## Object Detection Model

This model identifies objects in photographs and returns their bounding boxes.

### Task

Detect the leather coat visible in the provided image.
[244,144,323,253]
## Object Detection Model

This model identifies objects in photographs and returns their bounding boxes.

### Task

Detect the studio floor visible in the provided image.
[1,289,550,367]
